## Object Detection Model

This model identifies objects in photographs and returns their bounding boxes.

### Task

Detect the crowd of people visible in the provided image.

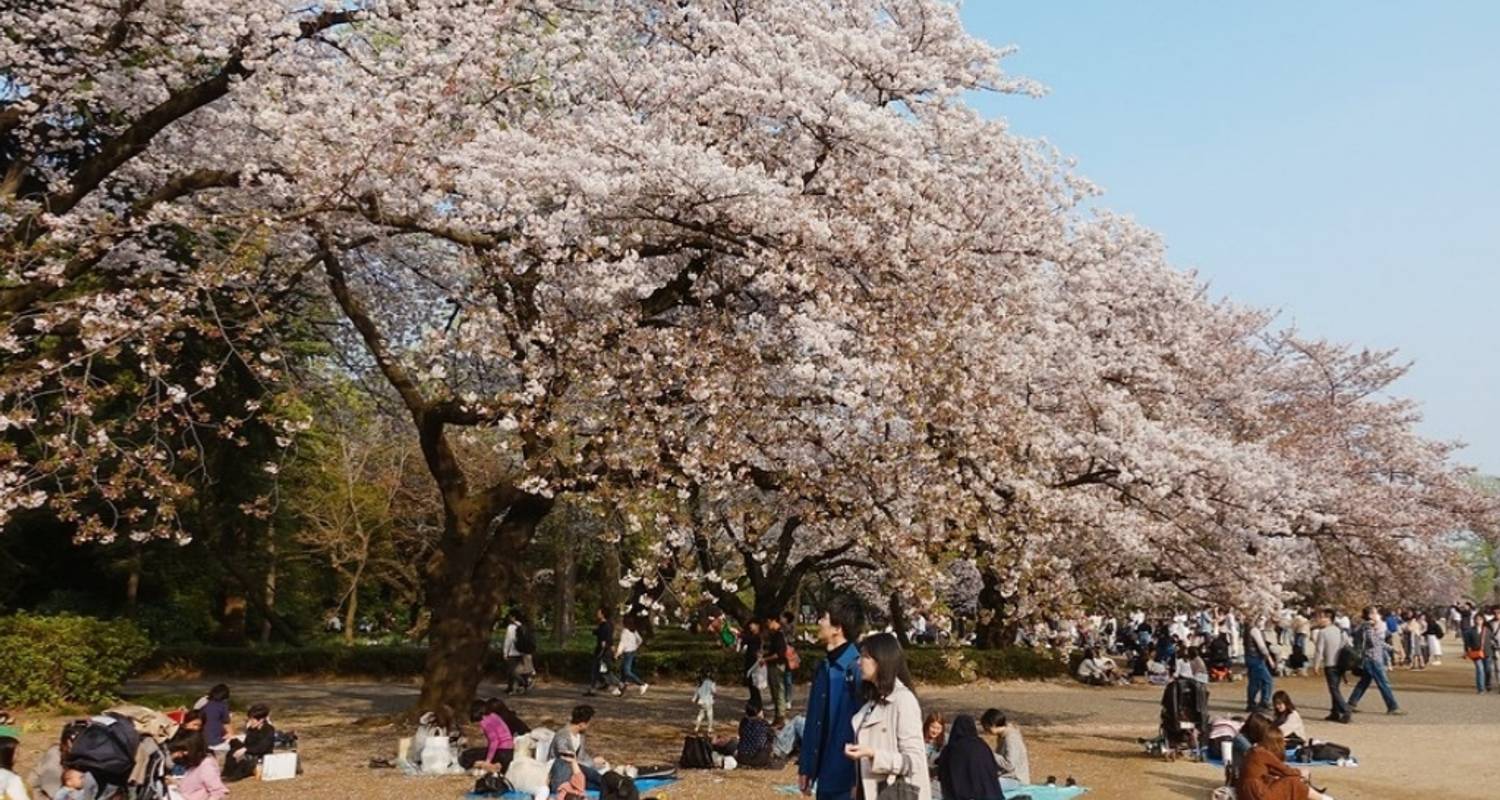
[0,683,291,800]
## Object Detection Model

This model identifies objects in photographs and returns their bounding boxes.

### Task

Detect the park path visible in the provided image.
[121,656,1500,799]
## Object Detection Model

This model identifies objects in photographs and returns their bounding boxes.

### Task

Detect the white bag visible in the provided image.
[420,735,453,774]
[260,752,297,781]
[506,756,552,796]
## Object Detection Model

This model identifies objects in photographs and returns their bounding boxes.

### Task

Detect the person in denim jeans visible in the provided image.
[1484,609,1500,693]
[1244,619,1276,712]
[1463,614,1488,693]
[1348,607,1405,715]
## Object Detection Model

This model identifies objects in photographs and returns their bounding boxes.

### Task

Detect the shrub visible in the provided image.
[0,613,153,708]
[143,641,1064,684]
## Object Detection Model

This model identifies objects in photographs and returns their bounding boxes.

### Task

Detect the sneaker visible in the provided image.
[639,683,650,696]
[1347,704,1360,713]
[1387,708,1406,716]
[611,687,623,697]
[1336,715,1351,724]
[1322,714,1341,722]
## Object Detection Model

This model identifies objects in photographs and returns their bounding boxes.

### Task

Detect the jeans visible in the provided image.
[620,651,645,686]
[589,653,621,691]
[767,664,787,719]
[1348,657,1399,712]
[1323,668,1350,719]
[773,715,805,759]
[783,666,795,708]
[1245,653,1274,709]
[548,759,602,793]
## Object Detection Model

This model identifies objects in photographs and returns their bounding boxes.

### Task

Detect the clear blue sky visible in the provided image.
[959,2,1500,474]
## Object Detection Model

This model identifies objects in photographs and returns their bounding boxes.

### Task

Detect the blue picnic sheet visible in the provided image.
[774,784,1087,799]
[470,776,678,800]
[1199,747,1356,768]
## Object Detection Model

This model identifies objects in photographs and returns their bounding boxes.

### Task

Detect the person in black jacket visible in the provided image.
[585,608,623,697]
[222,704,275,782]
[936,715,1002,800]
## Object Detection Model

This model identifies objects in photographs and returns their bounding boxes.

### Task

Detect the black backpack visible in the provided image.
[1298,741,1352,763]
[473,773,513,796]
[517,625,537,655]
[678,735,714,769]
[64,714,140,787]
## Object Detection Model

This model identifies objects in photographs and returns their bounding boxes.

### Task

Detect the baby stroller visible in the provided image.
[1158,677,1209,760]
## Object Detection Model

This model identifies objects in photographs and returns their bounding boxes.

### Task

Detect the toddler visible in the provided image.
[691,669,717,733]
[56,769,87,800]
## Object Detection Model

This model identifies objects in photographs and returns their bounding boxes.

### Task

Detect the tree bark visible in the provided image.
[343,564,361,645]
[260,538,278,644]
[602,542,623,626]
[554,529,577,646]
[124,545,142,616]
[889,591,910,647]
[973,567,1012,650]
[416,496,552,714]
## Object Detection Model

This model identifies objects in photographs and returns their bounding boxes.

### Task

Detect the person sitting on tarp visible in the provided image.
[222,704,275,782]
[546,706,603,794]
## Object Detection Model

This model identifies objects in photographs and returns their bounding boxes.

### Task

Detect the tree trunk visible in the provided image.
[889,591,910,646]
[554,530,577,646]
[124,545,142,616]
[974,567,1011,650]
[343,568,360,646]
[260,538,278,644]
[602,542,622,625]
[417,497,551,714]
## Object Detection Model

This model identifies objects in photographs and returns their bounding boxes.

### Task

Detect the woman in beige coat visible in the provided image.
[843,632,932,800]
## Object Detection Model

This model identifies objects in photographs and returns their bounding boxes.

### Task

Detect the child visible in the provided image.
[692,670,717,734]
[56,769,88,800]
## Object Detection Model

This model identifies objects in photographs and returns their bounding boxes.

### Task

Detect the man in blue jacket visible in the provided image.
[798,596,864,799]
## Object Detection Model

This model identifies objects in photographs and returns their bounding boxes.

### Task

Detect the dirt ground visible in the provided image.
[13,655,1500,800]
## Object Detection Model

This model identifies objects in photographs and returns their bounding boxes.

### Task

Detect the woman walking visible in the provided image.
[842,632,932,800]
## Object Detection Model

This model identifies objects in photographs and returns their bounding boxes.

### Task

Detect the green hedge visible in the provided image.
[144,642,1064,684]
[0,614,153,707]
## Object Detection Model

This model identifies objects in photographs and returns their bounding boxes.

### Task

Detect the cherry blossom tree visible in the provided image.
[4,0,1494,714]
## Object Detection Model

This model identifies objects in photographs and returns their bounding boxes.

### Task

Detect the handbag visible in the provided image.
[858,698,920,800]
[1466,648,1484,661]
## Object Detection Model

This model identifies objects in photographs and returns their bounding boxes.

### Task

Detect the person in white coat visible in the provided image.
[843,632,932,800]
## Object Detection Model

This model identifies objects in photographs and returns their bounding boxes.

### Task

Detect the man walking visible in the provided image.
[1311,608,1351,723]
[764,616,790,726]
[585,607,623,697]
[798,596,864,799]
[1348,606,1404,715]
[502,611,524,695]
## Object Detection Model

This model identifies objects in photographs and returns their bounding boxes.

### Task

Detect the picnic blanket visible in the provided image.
[470,776,678,800]
[774,784,1087,799]
[1005,785,1089,800]
[1199,747,1357,768]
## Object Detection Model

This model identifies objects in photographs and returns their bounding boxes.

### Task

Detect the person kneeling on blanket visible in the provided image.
[1235,727,1336,800]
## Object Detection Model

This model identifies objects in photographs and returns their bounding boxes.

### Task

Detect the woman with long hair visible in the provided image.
[172,732,227,800]
[1235,727,1336,800]
[841,632,932,800]
[1271,692,1306,744]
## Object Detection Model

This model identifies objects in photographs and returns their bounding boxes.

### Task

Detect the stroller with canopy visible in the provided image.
[1157,677,1209,760]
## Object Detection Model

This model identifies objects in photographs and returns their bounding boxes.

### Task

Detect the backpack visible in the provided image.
[64,714,140,786]
[473,772,513,796]
[679,735,715,769]
[601,771,640,800]
[1298,741,1351,762]
[517,625,537,655]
